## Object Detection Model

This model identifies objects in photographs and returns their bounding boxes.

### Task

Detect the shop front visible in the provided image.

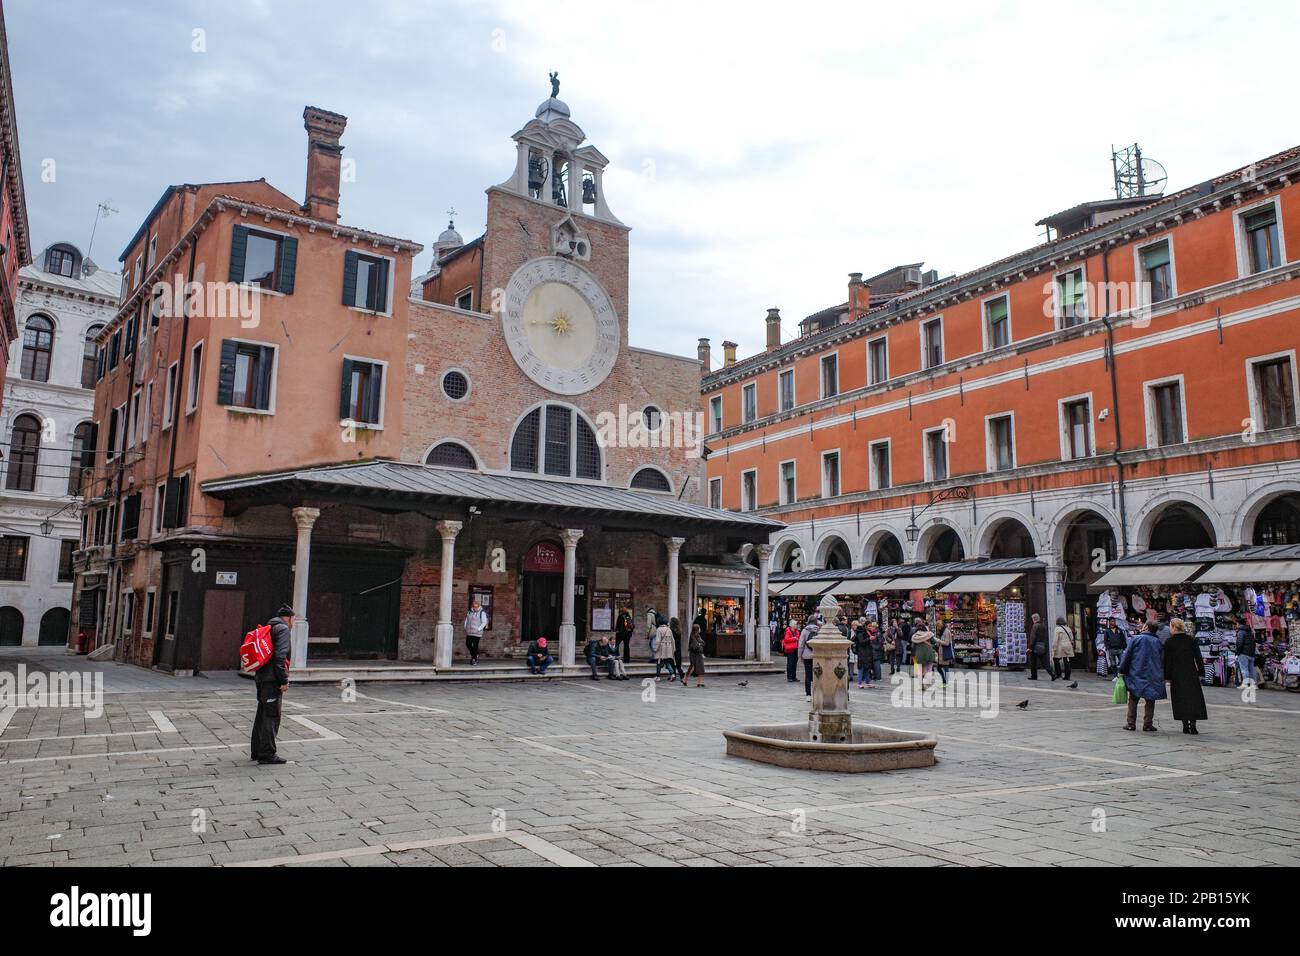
[1092,546,1300,690]
[687,563,757,659]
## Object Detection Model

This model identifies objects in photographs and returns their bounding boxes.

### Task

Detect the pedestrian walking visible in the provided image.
[463,599,487,665]
[884,622,899,675]
[614,607,634,663]
[869,623,884,683]
[684,623,707,687]
[653,615,680,681]
[781,621,800,682]
[911,619,936,682]
[798,615,819,699]
[1028,613,1056,681]
[251,604,294,766]
[1102,618,1127,676]
[1164,619,1207,735]
[934,623,955,686]
[1118,622,1166,732]
[1051,616,1075,680]
[853,618,875,688]
[670,616,684,673]
[1234,617,1258,686]
[897,616,913,667]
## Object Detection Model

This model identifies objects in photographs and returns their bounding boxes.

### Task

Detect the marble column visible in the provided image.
[558,529,584,667]
[434,520,462,668]
[665,537,685,626]
[289,507,320,671]
[755,543,774,662]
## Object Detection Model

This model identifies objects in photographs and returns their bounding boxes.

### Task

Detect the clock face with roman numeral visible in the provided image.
[502,256,618,395]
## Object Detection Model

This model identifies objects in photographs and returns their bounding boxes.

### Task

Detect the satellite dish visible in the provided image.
[1112,144,1167,199]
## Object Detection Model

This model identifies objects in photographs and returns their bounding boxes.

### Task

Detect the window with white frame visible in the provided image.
[779,460,796,505]
[925,427,949,481]
[1055,268,1087,327]
[742,382,757,423]
[869,439,891,490]
[709,395,723,433]
[162,362,178,428]
[1138,239,1174,304]
[186,341,203,414]
[984,295,1010,349]
[1248,353,1298,432]
[741,470,757,512]
[708,477,722,510]
[921,318,944,369]
[1060,396,1094,460]
[341,357,386,427]
[154,481,168,535]
[821,450,840,498]
[820,353,839,398]
[986,414,1015,472]
[778,368,795,412]
[1145,378,1185,447]
[868,336,888,385]
[1238,202,1284,275]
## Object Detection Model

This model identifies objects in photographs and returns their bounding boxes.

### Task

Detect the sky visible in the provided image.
[6,0,1297,360]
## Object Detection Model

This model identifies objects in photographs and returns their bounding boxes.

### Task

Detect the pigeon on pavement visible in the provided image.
[1016,700,1030,710]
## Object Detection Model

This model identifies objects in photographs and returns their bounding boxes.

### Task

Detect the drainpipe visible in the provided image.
[1100,246,1130,557]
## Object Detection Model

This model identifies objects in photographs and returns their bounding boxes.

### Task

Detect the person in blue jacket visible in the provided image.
[1118,621,1167,732]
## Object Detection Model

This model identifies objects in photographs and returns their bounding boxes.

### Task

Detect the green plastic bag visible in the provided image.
[1112,675,1127,705]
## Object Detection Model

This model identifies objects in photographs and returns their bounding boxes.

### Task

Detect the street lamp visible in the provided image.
[906,487,972,550]
[39,518,54,538]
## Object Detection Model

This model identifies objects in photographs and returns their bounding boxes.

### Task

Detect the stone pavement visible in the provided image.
[2,647,1298,867]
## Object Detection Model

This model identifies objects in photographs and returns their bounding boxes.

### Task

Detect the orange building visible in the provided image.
[73,107,423,669]
[0,0,31,405]
[703,145,1300,638]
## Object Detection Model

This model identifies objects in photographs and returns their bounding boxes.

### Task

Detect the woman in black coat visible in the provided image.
[853,620,876,688]
[1163,619,1207,734]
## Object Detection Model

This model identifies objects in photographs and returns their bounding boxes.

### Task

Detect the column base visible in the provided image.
[559,623,577,668]
[434,622,454,669]
[290,620,310,672]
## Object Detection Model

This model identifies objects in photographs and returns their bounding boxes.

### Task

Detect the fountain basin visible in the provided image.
[723,722,937,773]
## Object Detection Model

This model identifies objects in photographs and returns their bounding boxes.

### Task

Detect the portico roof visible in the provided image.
[203,460,785,537]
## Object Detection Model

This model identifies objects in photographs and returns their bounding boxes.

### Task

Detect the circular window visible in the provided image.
[642,405,663,431]
[441,370,470,401]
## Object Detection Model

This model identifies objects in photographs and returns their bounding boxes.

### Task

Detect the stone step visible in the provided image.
[279,658,784,684]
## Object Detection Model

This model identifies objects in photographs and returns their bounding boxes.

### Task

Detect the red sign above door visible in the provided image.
[523,541,564,574]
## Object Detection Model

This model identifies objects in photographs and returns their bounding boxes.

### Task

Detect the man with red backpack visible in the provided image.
[251,604,295,765]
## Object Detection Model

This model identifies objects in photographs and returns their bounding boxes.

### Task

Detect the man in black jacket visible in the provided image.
[251,604,294,765]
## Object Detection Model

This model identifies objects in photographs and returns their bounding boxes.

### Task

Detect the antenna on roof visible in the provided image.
[1111,144,1167,200]
[86,200,118,267]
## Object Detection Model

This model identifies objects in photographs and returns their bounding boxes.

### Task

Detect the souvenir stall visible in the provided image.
[934,571,1030,667]
[1093,548,1300,690]
[687,563,758,659]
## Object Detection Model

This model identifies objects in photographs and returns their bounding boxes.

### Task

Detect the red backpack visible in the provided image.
[239,624,275,674]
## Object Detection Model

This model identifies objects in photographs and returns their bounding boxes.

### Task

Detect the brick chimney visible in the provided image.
[722,341,738,368]
[765,308,782,352]
[302,106,347,223]
[847,272,871,321]
[697,337,711,372]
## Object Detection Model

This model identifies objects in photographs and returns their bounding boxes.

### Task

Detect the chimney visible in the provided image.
[847,272,871,321]
[722,341,738,368]
[765,308,782,351]
[697,337,712,372]
[302,106,347,223]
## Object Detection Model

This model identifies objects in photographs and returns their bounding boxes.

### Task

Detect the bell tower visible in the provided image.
[497,72,621,225]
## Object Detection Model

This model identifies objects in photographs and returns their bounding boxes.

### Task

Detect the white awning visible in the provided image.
[937,573,1024,593]
[882,575,949,590]
[778,580,839,596]
[830,578,895,595]
[1193,560,1300,583]
[768,582,791,594]
[1092,563,1203,586]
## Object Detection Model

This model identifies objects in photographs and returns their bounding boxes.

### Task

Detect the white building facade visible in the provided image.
[0,242,119,646]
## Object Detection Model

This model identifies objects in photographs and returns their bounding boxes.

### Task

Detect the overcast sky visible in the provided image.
[7,0,1296,360]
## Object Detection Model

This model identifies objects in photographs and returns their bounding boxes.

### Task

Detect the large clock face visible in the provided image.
[502,256,619,395]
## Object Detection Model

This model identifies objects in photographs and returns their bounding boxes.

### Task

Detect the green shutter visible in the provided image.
[228,225,249,283]
[987,296,1008,322]
[1141,241,1170,269]
[339,358,353,420]
[342,251,359,307]
[276,236,298,294]
[375,257,390,311]
[216,340,238,406]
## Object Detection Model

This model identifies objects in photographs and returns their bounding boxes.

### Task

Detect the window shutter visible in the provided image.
[228,225,249,284]
[1141,242,1171,269]
[367,363,383,422]
[255,346,274,409]
[342,251,359,307]
[375,258,390,311]
[339,358,354,420]
[277,236,298,294]
[162,476,182,528]
[216,340,238,406]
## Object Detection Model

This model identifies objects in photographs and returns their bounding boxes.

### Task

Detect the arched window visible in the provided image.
[5,415,42,491]
[68,422,96,495]
[39,607,70,646]
[21,316,54,382]
[44,244,79,278]
[425,441,476,470]
[630,467,671,492]
[509,404,601,480]
[81,325,104,389]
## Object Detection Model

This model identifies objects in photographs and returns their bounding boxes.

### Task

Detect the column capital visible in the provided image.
[754,543,774,559]
[664,536,686,555]
[292,506,321,531]
[436,519,463,539]
[560,528,584,549]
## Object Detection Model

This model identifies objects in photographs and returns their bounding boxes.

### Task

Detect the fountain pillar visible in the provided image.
[808,593,853,743]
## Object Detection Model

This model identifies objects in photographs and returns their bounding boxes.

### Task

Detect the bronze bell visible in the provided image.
[581,175,597,205]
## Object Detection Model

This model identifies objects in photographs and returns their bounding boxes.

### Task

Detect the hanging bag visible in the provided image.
[1111,675,1128,705]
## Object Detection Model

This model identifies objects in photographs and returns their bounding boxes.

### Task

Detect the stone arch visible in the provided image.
[38,607,70,646]
[0,606,23,646]
[814,533,853,571]
[913,518,969,564]
[860,525,906,567]
[1134,493,1223,551]
[1233,481,1300,546]
[771,535,806,573]
[975,510,1042,558]
[423,439,484,470]
[1048,500,1123,557]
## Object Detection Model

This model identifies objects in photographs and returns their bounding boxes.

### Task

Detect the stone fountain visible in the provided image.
[723,593,937,772]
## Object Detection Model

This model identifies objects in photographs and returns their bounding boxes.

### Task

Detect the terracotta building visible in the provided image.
[0,0,32,405]
[703,144,1300,640]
